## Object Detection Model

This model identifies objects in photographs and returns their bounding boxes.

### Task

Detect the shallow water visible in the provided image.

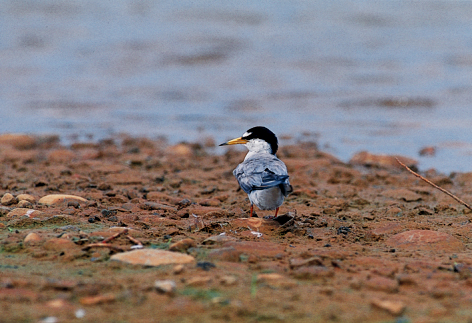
[1,0,472,173]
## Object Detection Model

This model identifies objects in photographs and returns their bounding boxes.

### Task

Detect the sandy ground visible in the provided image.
[1,134,472,323]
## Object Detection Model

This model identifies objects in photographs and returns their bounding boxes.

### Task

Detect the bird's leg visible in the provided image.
[250,204,254,217]
[274,207,279,218]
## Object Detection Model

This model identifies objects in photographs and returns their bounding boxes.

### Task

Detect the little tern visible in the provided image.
[220,126,293,218]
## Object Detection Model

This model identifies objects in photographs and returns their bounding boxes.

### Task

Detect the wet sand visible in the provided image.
[1,133,472,322]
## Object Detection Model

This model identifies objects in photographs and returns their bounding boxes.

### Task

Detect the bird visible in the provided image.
[220,126,293,219]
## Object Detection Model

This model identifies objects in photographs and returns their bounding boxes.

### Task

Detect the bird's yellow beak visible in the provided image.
[219,137,248,146]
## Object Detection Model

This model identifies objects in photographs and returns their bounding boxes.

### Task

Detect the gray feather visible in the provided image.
[233,154,291,195]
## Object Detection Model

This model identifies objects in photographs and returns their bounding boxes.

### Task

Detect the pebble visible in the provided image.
[386,230,465,252]
[154,280,176,295]
[371,298,406,316]
[220,275,238,286]
[17,200,33,208]
[381,189,422,202]
[207,247,242,262]
[38,194,87,206]
[202,234,237,245]
[349,151,417,169]
[0,133,36,149]
[16,194,35,203]
[43,238,79,252]
[6,208,43,218]
[139,202,177,212]
[292,266,334,280]
[169,238,196,252]
[185,276,211,287]
[110,249,195,266]
[256,273,297,289]
[289,257,324,269]
[24,232,42,245]
[1,193,17,206]
[79,294,116,305]
[364,276,399,293]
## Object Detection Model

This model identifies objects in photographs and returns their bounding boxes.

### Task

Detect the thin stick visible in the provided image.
[127,236,143,247]
[395,157,472,210]
[102,228,128,243]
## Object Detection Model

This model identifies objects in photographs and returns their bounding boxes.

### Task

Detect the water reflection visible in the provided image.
[1,0,472,172]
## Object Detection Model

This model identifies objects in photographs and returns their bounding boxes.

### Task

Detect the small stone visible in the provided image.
[419,146,436,157]
[1,193,17,206]
[17,200,33,208]
[185,276,211,287]
[79,294,116,305]
[173,264,185,274]
[207,247,242,262]
[220,275,238,286]
[154,280,176,295]
[16,194,36,204]
[349,151,417,169]
[169,238,196,252]
[382,189,422,202]
[110,249,195,266]
[38,194,87,206]
[202,234,237,245]
[289,257,324,269]
[24,232,42,245]
[139,202,177,212]
[371,298,406,316]
[256,273,297,289]
[386,230,465,252]
[364,276,399,293]
[292,266,334,280]
[6,208,43,218]
[43,238,79,252]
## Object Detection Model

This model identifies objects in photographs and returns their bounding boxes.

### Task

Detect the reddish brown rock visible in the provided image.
[1,193,17,206]
[371,298,406,315]
[16,194,35,203]
[350,151,417,169]
[47,149,76,162]
[6,208,43,219]
[364,276,399,293]
[110,249,195,266]
[386,230,465,252]
[0,134,37,149]
[169,238,196,252]
[381,189,422,202]
[43,238,79,252]
[38,194,87,206]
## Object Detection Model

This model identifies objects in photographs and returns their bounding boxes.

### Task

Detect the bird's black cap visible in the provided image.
[242,126,278,154]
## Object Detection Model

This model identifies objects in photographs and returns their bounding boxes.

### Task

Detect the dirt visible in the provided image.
[1,134,472,323]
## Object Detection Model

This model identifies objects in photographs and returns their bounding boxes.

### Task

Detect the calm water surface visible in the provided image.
[1,0,472,173]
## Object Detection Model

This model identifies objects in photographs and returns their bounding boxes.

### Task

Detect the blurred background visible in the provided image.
[1,0,472,172]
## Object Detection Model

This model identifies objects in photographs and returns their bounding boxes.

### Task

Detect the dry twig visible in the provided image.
[102,228,128,243]
[395,157,472,210]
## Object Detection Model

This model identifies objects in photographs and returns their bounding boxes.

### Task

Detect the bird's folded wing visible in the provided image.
[233,156,290,194]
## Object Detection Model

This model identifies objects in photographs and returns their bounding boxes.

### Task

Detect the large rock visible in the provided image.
[38,194,87,206]
[110,249,195,267]
[381,189,422,202]
[386,230,465,252]
[350,151,417,169]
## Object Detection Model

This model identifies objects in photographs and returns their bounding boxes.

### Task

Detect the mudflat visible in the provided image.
[1,134,472,323]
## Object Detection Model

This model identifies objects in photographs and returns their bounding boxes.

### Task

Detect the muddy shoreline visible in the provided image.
[1,133,472,323]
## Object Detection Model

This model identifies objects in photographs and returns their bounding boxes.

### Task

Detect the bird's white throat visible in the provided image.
[244,139,273,160]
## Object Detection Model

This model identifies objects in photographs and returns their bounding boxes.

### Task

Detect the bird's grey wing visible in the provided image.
[233,155,290,194]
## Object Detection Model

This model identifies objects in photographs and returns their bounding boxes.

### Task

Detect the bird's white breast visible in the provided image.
[248,186,285,210]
